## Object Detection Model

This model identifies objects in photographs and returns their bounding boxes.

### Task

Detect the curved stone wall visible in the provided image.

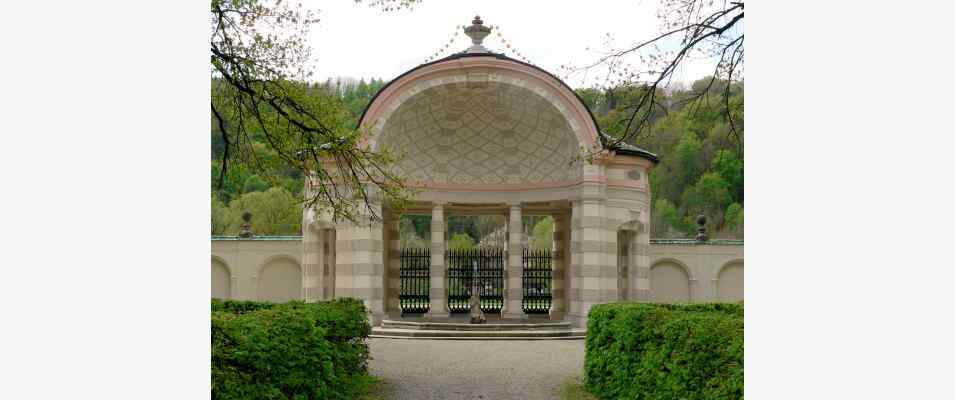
[650,261,692,302]
[210,237,302,301]
[717,262,744,302]
[211,258,231,299]
[647,241,744,302]
[257,258,302,302]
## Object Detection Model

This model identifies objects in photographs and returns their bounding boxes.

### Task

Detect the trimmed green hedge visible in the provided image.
[584,303,743,400]
[211,298,372,400]
[211,298,274,314]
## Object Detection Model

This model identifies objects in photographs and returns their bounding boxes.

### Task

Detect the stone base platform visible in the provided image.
[370,318,585,340]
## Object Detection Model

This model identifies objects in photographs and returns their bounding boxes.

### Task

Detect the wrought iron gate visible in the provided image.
[399,247,430,314]
[447,248,504,313]
[522,248,552,314]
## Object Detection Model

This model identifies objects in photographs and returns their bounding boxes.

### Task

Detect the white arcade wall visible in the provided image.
[212,236,742,304]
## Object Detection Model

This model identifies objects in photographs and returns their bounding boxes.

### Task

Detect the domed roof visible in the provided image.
[358,17,659,163]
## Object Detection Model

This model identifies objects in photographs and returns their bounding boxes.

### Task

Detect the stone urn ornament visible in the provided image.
[695,214,708,241]
[238,211,254,238]
[464,15,492,53]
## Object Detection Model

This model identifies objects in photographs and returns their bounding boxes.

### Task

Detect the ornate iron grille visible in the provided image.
[447,248,504,314]
[522,248,552,314]
[399,247,430,314]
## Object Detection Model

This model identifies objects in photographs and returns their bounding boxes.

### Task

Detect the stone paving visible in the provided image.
[368,338,586,400]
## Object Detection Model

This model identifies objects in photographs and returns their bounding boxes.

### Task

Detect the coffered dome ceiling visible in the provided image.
[377,81,582,185]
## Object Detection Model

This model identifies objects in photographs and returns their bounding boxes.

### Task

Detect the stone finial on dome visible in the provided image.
[464,15,492,53]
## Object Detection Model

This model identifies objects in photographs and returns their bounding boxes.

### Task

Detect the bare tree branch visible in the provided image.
[566,1,744,153]
[210,0,409,224]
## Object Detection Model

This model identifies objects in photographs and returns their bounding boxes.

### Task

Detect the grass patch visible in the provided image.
[555,376,598,400]
[357,375,391,400]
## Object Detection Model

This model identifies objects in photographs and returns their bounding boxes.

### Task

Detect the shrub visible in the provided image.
[211,298,274,314]
[211,298,371,400]
[211,298,371,340]
[288,298,372,376]
[584,303,743,400]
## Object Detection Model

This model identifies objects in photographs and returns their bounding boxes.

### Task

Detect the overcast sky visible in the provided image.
[307,0,720,89]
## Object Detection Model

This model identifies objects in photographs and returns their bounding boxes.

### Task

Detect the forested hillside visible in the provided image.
[211,78,386,235]
[212,77,743,239]
[578,79,744,238]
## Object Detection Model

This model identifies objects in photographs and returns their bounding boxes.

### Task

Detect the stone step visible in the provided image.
[370,327,586,340]
[380,319,571,331]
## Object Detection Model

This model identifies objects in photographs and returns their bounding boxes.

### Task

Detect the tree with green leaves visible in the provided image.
[398,217,429,248]
[723,202,743,236]
[653,198,689,237]
[567,2,745,239]
[212,187,303,236]
[529,216,554,250]
[210,0,413,224]
[681,172,732,229]
[211,196,232,235]
[448,233,476,250]
[579,78,743,238]
[240,175,269,194]
[711,149,743,203]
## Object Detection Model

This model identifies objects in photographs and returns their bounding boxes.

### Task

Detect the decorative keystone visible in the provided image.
[464,15,492,53]
[238,210,254,238]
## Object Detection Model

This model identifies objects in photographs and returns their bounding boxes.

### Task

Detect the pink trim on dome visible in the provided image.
[399,177,607,192]
[360,56,600,152]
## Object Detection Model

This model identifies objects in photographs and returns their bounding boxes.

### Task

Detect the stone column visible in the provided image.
[334,201,386,325]
[631,219,651,301]
[384,211,401,316]
[334,222,353,301]
[568,197,616,327]
[549,212,570,320]
[567,201,582,324]
[302,225,325,302]
[425,202,447,317]
[503,203,526,319]
[323,230,336,299]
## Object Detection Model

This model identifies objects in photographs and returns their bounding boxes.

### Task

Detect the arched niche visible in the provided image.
[256,256,302,302]
[615,219,644,300]
[360,56,602,191]
[716,261,744,302]
[375,80,582,185]
[616,230,631,299]
[211,257,231,299]
[650,260,692,303]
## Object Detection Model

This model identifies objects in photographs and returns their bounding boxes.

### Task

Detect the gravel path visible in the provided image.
[368,338,585,400]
